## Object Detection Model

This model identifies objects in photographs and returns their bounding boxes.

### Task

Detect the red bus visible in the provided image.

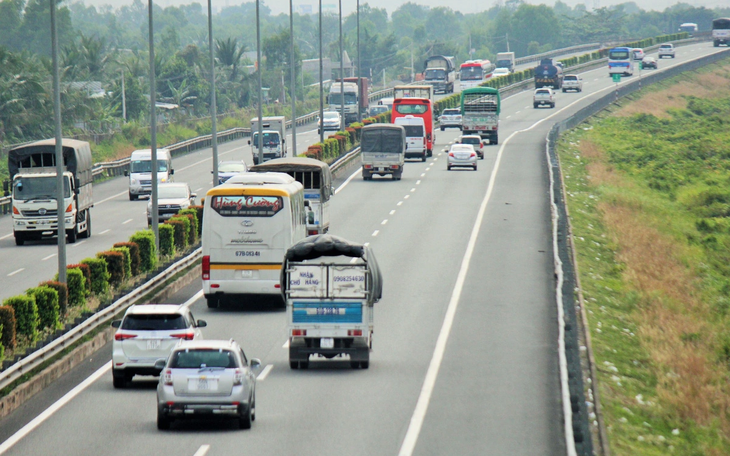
[391,98,435,157]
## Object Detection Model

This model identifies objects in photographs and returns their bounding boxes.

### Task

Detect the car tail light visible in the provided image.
[391,165,399,169]
[448,152,455,157]
[363,165,372,169]
[12,206,19,215]
[348,329,362,336]
[292,329,307,336]
[65,203,73,213]
[308,229,318,235]
[114,332,137,341]
[233,369,244,385]
[170,332,195,340]
[163,370,173,386]
[470,152,476,158]
[202,255,210,280]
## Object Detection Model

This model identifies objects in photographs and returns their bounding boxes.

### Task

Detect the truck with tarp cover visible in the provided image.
[281,234,383,369]
[249,157,333,236]
[360,123,406,181]
[8,138,93,245]
[460,87,501,145]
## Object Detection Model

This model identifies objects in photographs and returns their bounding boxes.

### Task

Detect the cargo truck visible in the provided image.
[393,84,433,101]
[496,52,515,73]
[8,138,93,245]
[249,116,286,165]
[423,55,456,94]
[461,87,500,145]
[327,82,359,124]
[282,234,383,370]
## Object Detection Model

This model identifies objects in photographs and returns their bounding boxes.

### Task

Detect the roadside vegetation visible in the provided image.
[558,59,730,454]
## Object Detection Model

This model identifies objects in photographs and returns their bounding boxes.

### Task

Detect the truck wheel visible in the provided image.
[350,361,361,369]
[427,149,432,157]
[440,126,444,131]
[14,233,25,246]
[299,360,309,369]
[81,210,91,239]
[533,103,538,108]
[290,360,299,369]
[128,192,137,201]
[67,227,77,244]
[493,135,498,145]
[360,361,369,369]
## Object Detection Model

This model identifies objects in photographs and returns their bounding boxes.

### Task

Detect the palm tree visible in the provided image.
[216,37,247,82]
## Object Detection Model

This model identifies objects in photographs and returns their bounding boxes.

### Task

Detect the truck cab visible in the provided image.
[361,124,406,181]
[250,116,287,165]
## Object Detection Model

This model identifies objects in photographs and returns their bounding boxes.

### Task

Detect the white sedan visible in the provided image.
[447,144,478,171]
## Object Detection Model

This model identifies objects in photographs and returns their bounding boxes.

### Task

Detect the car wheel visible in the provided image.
[440,126,444,131]
[447,165,452,171]
[239,402,253,430]
[129,192,137,201]
[251,396,256,421]
[533,103,538,108]
[473,164,478,171]
[427,150,432,157]
[290,360,299,369]
[421,153,426,162]
[112,371,127,389]
[157,411,171,430]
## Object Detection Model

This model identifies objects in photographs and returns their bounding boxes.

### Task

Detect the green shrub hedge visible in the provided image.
[187,206,204,237]
[165,219,188,251]
[113,242,141,276]
[130,230,157,272]
[0,306,16,350]
[173,213,197,245]
[41,281,68,317]
[3,295,38,340]
[27,286,59,330]
[68,263,91,294]
[81,257,110,295]
[66,268,87,307]
[111,246,132,279]
[178,209,200,240]
[97,251,125,286]
[159,223,175,256]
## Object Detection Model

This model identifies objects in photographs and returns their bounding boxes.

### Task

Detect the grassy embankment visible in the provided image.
[558,59,730,455]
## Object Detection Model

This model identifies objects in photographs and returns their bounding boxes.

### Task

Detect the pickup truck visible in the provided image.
[438,108,462,131]
[533,88,555,108]
[562,74,583,93]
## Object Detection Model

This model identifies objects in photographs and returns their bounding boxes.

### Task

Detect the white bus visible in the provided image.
[608,47,634,76]
[201,172,306,308]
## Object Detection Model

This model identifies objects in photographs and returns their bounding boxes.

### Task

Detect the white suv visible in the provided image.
[658,43,675,59]
[111,304,207,388]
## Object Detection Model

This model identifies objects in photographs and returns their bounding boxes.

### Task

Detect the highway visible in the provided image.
[0,41,725,455]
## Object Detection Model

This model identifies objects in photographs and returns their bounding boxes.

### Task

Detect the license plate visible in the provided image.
[321,338,334,349]
[241,270,253,278]
[188,378,218,391]
[146,339,161,350]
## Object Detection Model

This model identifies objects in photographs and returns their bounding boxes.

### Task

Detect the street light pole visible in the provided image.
[339,0,343,131]
[318,0,324,145]
[357,0,361,123]
[256,0,264,164]
[289,0,297,157]
[208,0,219,185]
[50,0,66,284]
[148,0,159,252]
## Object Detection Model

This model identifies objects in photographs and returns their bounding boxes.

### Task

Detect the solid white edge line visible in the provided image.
[0,361,111,455]
[398,127,511,456]
[193,444,211,456]
[334,168,361,195]
[182,290,204,308]
[256,364,274,381]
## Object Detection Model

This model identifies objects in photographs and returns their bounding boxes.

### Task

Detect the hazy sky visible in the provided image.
[71,0,726,17]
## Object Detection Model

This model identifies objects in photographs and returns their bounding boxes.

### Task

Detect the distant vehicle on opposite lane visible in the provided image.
[492,67,511,78]
[147,182,197,226]
[641,56,658,69]
[156,339,261,430]
[215,161,248,185]
[447,144,478,171]
[368,105,389,117]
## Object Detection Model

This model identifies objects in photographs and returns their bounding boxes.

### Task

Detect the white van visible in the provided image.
[394,115,427,162]
[125,149,174,200]
[201,172,307,308]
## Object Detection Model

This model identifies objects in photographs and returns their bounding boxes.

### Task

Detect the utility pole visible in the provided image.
[148,0,159,252]
[289,0,297,157]
[121,69,127,122]
[256,0,264,164]
[339,0,344,130]
[410,49,414,82]
[506,33,510,52]
[318,0,324,145]
[51,0,66,284]
[207,0,218,185]
[357,0,361,123]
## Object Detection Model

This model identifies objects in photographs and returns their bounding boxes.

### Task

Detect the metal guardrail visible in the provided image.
[515,43,601,66]
[0,247,202,389]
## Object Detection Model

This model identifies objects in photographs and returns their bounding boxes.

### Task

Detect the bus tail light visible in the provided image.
[348,329,362,336]
[292,329,307,336]
[391,165,399,169]
[202,255,210,280]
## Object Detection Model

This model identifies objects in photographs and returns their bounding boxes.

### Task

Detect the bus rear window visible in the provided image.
[395,104,427,115]
[210,195,284,217]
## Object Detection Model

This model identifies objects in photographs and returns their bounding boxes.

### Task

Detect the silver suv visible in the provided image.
[111,304,206,388]
[658,43,675,59]
[156,339,261,430]
[439,108,462,131]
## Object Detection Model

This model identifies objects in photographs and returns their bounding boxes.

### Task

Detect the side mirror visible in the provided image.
[123,170,129,177]
[111,320,121,328]
[248,140,251,145]
[304,200,311,208]
[154,358,167,370]
[196,319,207,328]
[191,193,197,199]
[250,358,262,369]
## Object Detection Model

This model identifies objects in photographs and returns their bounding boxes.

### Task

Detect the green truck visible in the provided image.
[460,87,501,145]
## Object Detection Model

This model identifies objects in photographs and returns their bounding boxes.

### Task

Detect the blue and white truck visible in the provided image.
[281,235,383,369]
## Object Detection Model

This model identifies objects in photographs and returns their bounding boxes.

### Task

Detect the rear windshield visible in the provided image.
[210,195,284,217]
[660,44,672,48]
[564,75,577,81]
[403,125,424,137]
[395,104,427,115]
[361,129,404,154]
[461,137,480,145]
[170,349,238,368]
[442,109,460,116]
[122,314,187,330]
